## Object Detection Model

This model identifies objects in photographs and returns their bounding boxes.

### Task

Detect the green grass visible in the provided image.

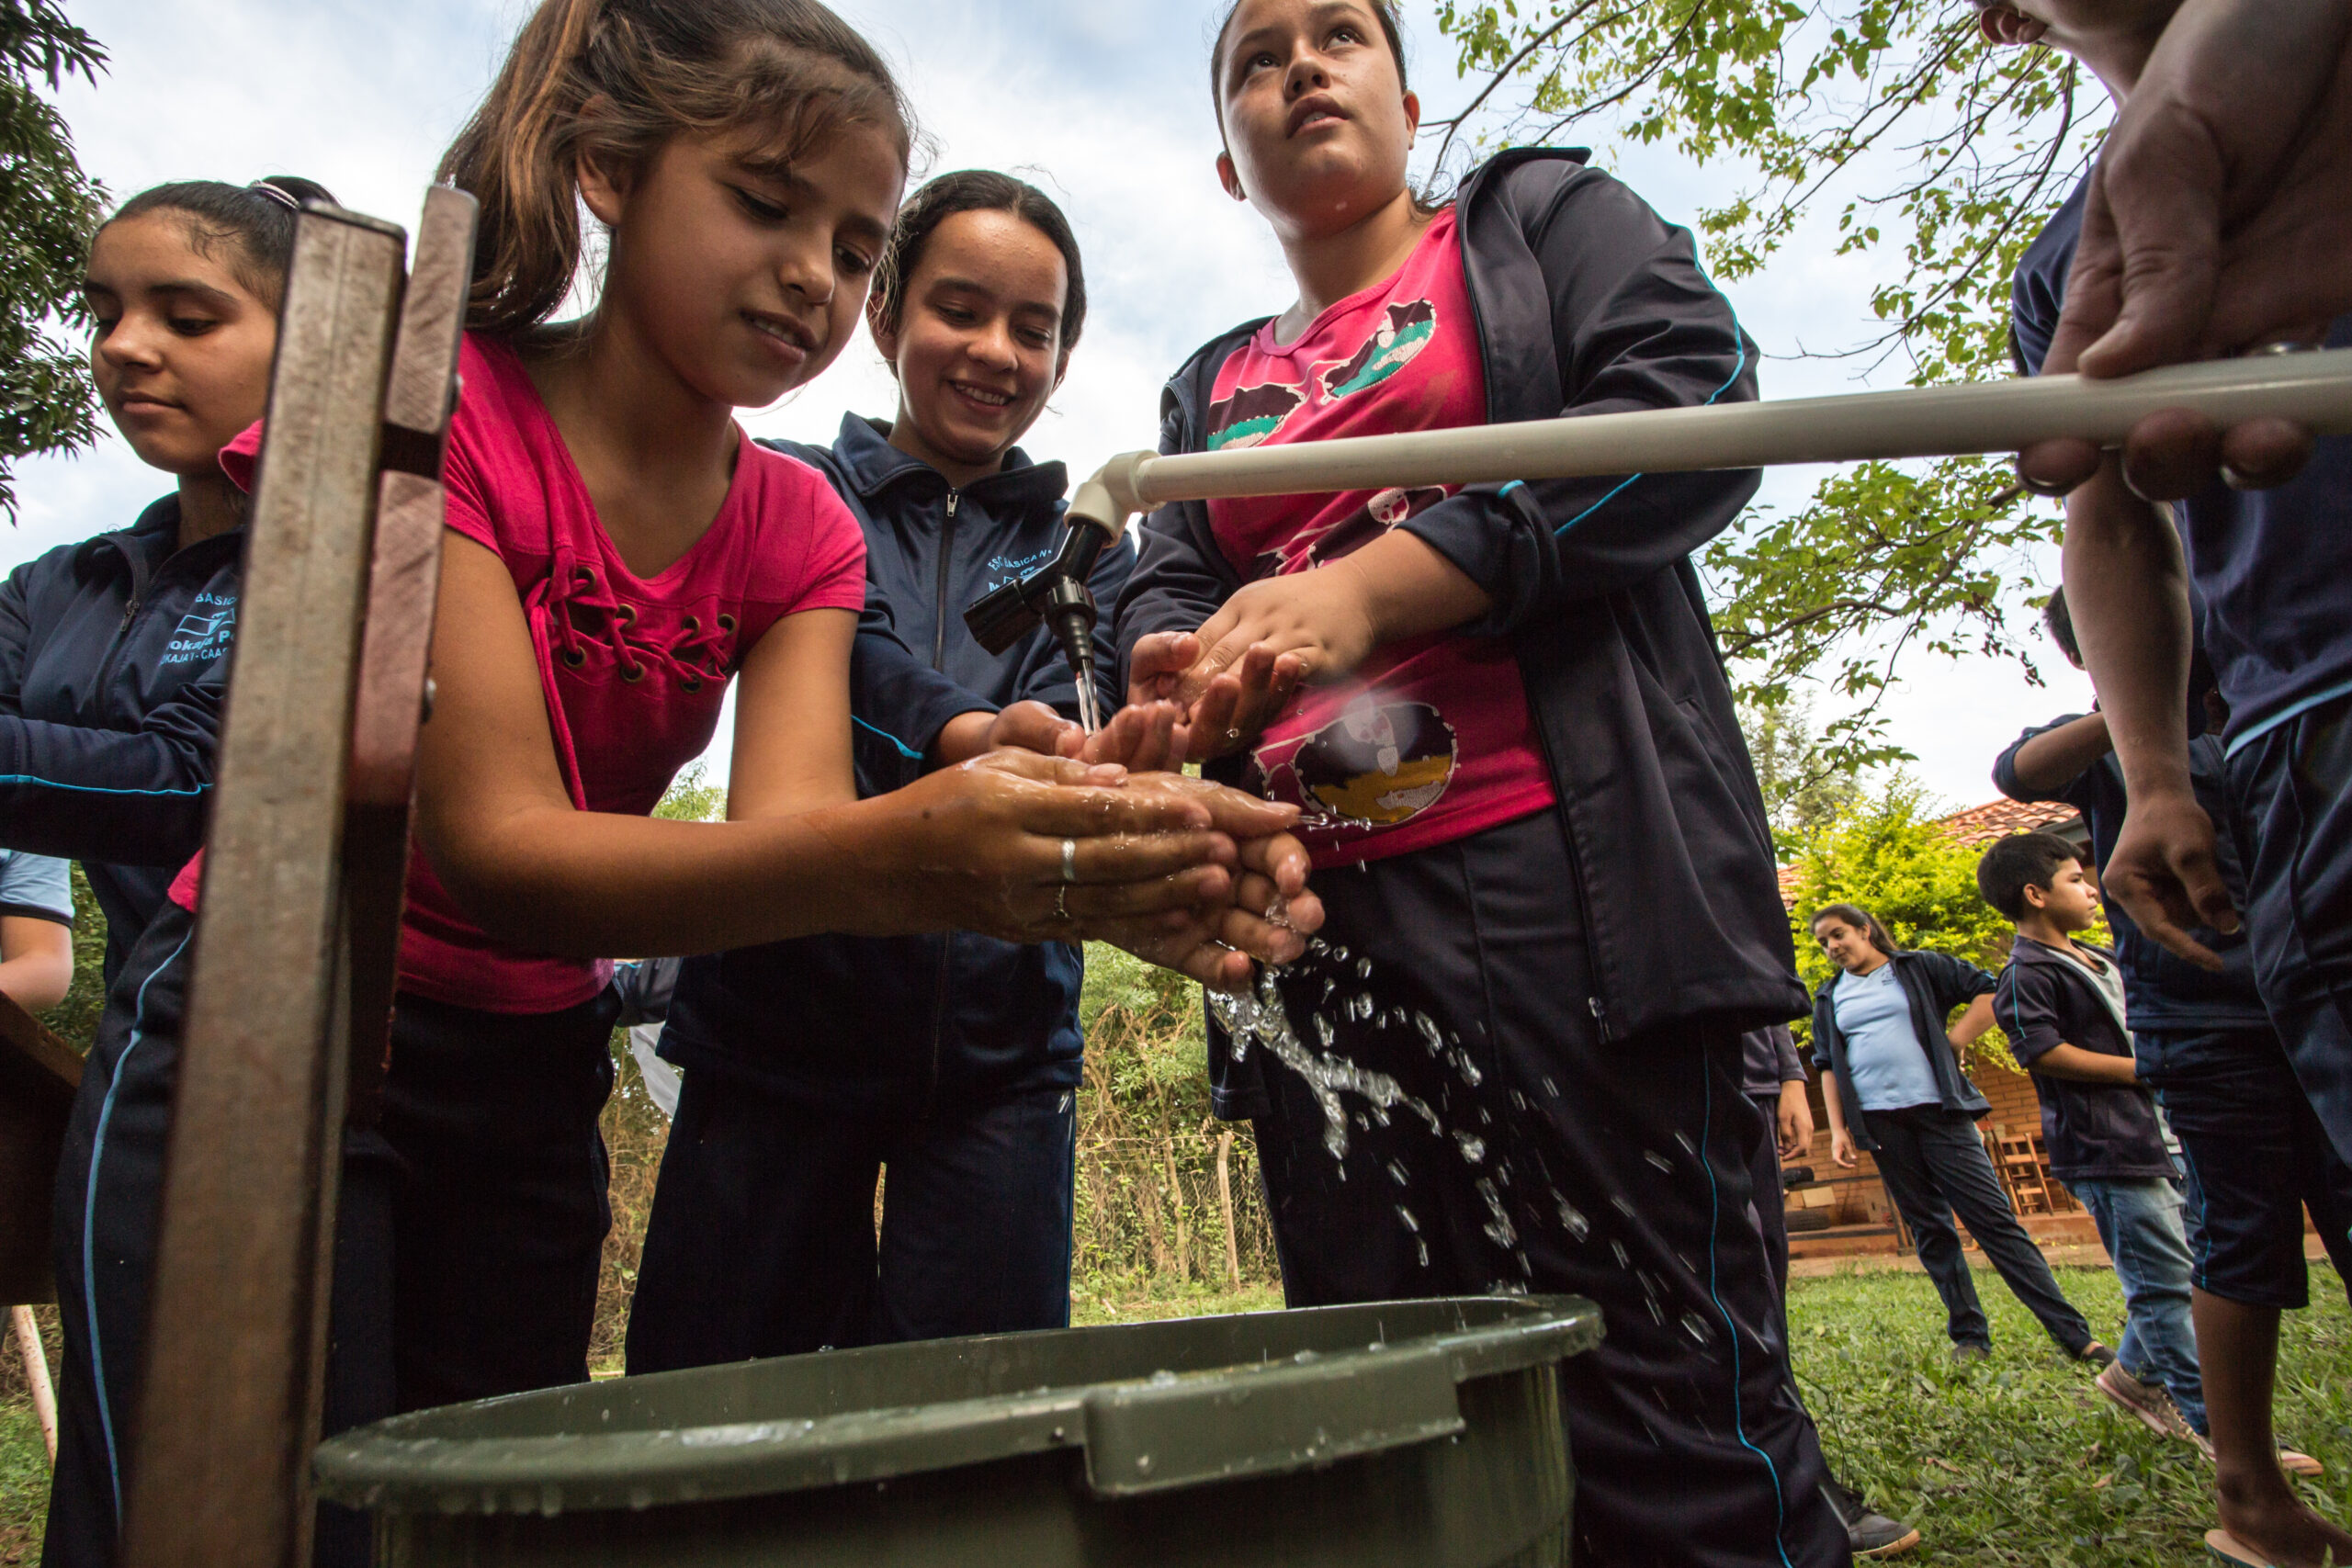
[5,1264,2345,1563]
[1794,1263,2351,1565]
[1,1401,46,1566]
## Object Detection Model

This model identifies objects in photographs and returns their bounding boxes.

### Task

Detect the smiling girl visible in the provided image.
[327,0,1313,1417]
[1114,2,1843,1562]
[628,171,1166,1371]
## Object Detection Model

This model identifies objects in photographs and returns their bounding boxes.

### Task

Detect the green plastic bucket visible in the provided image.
[315,1294,1601,1567]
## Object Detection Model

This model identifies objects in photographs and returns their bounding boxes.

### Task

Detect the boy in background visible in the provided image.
[1980,0,2352,1559]
[1979,833,2205,1443]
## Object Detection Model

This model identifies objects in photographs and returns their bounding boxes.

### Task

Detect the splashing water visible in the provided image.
[1209,966,1439,1160]
[1453,1131,1487,1165]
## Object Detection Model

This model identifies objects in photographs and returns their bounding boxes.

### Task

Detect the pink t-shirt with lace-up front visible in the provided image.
[231,334,868,1013]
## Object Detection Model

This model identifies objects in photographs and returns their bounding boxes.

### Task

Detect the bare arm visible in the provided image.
[1948,994,1997,1048]
[412,537,1303,972]
[2029,1043,2142,1086]
[1820,1071,1858,1168]
[2061,458,2236,966]
[0,915,71,1012]
[2006,713,2113,798]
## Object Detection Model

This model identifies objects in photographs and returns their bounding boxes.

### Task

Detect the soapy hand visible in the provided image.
[1099,828,1325,991]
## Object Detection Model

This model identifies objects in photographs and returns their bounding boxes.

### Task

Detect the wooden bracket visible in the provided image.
[120,186,475,1568]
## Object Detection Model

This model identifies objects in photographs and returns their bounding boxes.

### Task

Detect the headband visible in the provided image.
[246,180,302,213]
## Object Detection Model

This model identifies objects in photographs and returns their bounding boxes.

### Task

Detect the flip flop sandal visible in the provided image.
[2278,1448,2324,1479]
[2207,1528,2276,1567]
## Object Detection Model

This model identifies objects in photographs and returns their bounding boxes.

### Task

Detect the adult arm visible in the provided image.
[2058,460,2233,964]
[2021,0,2352,497]
[1997,714,2113,800]
[0,914,72,1012]
[1775,1079,1815,1162]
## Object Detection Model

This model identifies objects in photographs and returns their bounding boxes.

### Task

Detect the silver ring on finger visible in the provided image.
[1060,837,1079,885]
[1055,883,1071,922]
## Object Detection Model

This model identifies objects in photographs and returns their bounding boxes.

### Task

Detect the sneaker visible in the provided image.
[1822,1479,1923,1559]
[1951,1343,1992,1365]
[2097,1362,2195,1440]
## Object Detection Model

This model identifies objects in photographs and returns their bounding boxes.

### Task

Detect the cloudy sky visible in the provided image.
[13,0,2096,810]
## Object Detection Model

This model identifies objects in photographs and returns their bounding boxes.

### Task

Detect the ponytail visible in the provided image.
[440,0,915,336]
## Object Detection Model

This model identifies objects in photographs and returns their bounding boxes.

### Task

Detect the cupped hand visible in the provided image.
[1079,699,1189,773]
[872,750,1238,944]
[1095,831,1325,992]
[2102,784,2240,970]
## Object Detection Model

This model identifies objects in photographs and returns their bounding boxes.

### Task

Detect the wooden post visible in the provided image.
[10,1303,57,1464]
[1216,1130,1241,1289]
[120,187,474,1568]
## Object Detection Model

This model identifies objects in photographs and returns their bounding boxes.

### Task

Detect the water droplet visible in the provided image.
[1387,1158,1409,1186]
[1396,1205,1420,1233]
[1611,1194,1637,1218]
[1356,955,1374,979]
[1611,1239,1630,1269]
[1150,1369,1179,1386]
[1415,1238,1430,1268]
[1414,1012,1443,1055]
[1681,1312,1714,1345]
[1314,1013,1335,1049]
[1542,1077,1561,1098]
[1556,1197,1589,1241]
[1453,1132,1486,1164]
[1674,1132,1697,1157]
[1644,1149,1673,1173]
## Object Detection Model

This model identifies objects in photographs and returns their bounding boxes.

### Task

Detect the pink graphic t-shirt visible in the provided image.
[228,334,869,1012]
[1204,209,1555,867]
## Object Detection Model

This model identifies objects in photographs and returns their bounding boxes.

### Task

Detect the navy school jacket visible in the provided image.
[0,496,239,981]
[658,416,1134,1105]
[1993,716,2268,1034]
[1996,937,2174,1183]
[1114,147,1807,1117]
[1809,951,1996,1153]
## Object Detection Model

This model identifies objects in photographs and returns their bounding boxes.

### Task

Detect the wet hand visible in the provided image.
[984,700,1087,760]
[2104,784,2239,970]
[1098,833,1324,991]
[1078,699,1189,773]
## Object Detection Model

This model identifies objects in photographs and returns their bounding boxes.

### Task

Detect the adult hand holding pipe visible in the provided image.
[1066,345,2352,533]
[971,347,2352,733]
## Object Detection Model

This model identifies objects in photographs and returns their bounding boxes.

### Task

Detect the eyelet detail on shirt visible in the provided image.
[717,614,738,633]
[560,647,586,669]
[680,614,700,634]
[619,662,646,683]
[682,675,704,694]
[613,604,636,627]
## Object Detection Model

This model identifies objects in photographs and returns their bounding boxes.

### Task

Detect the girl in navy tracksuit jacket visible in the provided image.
[1108,5,1838,1563]
[627,172,1144,1370]
[17,178,393,1568]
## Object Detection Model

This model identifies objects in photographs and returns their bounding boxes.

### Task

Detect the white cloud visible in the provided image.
[9,0,2080,810]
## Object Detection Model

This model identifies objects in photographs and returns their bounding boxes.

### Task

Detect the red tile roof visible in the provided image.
[1935,797,2082,847]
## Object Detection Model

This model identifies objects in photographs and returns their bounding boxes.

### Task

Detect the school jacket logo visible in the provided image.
[1257,694,1458,829]
[161,592,237,666]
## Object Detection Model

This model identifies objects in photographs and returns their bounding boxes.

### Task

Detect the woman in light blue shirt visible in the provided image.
[1809,902,2103,1363]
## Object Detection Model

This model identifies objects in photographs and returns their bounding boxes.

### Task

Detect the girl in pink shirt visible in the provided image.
[366,0,1317,1414]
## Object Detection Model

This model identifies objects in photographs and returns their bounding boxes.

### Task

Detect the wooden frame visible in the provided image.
[119,187,474,1568]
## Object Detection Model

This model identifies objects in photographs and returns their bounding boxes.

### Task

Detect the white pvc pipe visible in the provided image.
[1064,347,2352,531]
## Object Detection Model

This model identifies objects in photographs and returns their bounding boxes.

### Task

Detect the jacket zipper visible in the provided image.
[922,487,963,1113]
